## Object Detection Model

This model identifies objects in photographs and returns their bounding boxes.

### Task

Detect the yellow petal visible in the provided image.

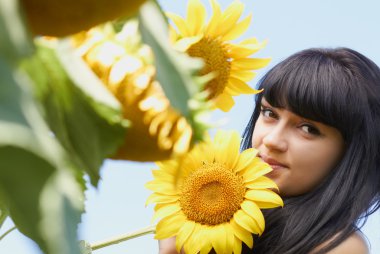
[241,159,272,182]
[156,160,179,175]
[205,0,222,36]
[172,122,193,156]
[230,70,257,82]
[197,226,213,254]
[169,26,179,42]
[246,176,279,191]
[223,14,252,41]
[154,202,176,211]
[199,242,213,254]
[182,150,206,175]
[227,77,261,94]
[155,211,186,239]
[234,149,258,174]
[225,223,235,254]
[241,200,265,234]
[176,220,196,252]
[231,217,253,248]
[173,35,203,52]
[232,58,271,70]
[166,12,190,37]
[245,189,284,208]
[214,130,240,169]
[145,193,179,206]
[144,180,179,195]
[210,224,227,254]
[152,169,175,184]
[241,37,259,45]
[184,223,202,254]
[233,236,243,254]
[214,92,235,112]
[228,40,267,59]
[186,0,206,36]
[152,203,181,223]
[217,1,245,37]
[233,209,261,236]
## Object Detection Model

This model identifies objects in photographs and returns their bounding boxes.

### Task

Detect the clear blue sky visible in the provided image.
[1,0,380,253]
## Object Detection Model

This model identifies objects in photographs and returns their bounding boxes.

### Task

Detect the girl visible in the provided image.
[160,47,380,253]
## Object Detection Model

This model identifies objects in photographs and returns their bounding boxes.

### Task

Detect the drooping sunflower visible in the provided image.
[73,21,193,161]
[146,130,283,254]
[21,0,147,36]
[167,0,270,112]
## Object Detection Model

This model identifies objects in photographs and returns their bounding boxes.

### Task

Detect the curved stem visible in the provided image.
[91,224,156,251]
[0,226,16,241]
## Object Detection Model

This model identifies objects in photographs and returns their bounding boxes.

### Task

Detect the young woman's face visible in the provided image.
[252,98,345,197]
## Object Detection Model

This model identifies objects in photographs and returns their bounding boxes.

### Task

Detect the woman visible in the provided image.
[160,47,380,253]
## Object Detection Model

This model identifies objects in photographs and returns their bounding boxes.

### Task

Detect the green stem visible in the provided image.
[90,224,156,251]
[0,226,16,241]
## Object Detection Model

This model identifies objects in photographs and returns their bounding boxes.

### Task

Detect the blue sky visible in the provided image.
[1,0,380,253]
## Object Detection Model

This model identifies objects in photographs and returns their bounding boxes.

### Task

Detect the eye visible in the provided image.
[300,124,321,136]
[261,107,277,119]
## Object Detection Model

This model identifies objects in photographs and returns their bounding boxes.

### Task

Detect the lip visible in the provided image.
[259,154,288,169]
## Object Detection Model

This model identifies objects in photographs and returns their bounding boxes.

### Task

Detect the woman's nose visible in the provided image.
[262,126,288,152]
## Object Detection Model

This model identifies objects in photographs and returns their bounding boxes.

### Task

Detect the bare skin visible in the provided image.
[312,232,369,254]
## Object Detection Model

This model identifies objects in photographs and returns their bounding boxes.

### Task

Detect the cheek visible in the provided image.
[251,120,264,148]
[251,131,260,148]
[283,141,344,196]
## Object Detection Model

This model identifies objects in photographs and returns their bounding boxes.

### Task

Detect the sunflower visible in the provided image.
[146,130,283,254]
[73,21,193,161]
[167,0,270,112]
[21,0,147,36]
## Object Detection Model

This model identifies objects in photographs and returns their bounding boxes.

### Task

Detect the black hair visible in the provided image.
[241,48,380,253]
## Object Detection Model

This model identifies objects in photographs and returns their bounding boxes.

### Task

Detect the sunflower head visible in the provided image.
[146,130,283,254]
[21,0,147,36]
[167,0,270,112]
[72,21,194,161]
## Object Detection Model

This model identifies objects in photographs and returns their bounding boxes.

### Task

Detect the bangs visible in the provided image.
[257,49,364,140]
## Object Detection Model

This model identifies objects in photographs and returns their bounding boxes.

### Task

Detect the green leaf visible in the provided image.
[0,0,34,63]
[21,41,128,186]
[0,145,54,251]
[138,1,212,141]
[0,56,84,254]
[0,201,8,230]
[39,170,84,254]
[138,0,203,117]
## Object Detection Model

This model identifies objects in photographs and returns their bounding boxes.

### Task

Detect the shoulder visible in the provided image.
[326,232,369,254]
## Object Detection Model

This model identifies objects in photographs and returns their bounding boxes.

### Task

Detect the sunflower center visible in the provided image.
[187,37,231,99]
[180,162,245,225]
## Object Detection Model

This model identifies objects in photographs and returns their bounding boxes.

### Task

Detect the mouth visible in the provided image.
[259,154,288,170]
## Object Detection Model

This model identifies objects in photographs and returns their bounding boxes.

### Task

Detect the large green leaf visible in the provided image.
[0,56,84,254]
[0,146,84,254]
[0,201,8,230]
[39,170,84,254]
[0,0,33,63]
[21,41,128,186]
[138,1,212,141]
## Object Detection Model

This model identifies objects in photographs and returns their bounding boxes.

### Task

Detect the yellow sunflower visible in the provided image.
[73,21,193,161]
[167,0,270,112]
[146,130,283,254]
[21,0,147,36]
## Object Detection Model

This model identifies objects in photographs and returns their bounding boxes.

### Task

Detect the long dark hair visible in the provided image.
[241,48,380,253]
